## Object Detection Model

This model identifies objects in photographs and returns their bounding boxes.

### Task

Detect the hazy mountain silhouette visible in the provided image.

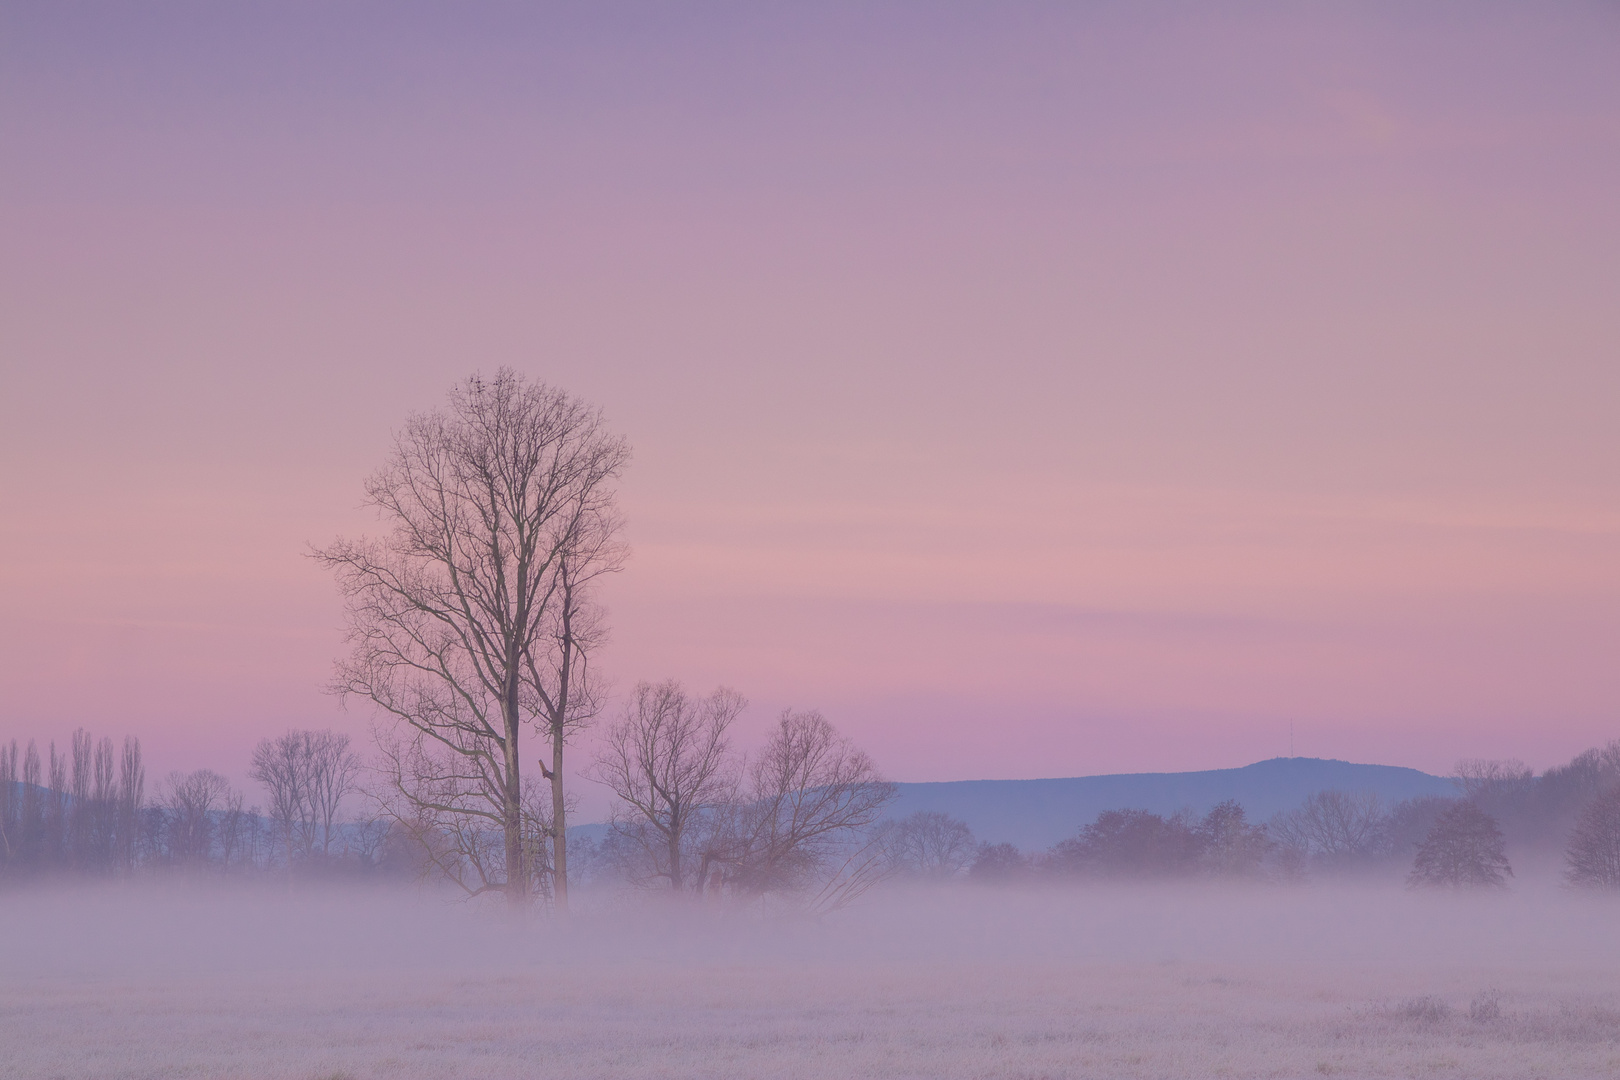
[885,757,1457,850]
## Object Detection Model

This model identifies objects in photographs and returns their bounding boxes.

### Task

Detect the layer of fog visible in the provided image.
[9,881,1620,1080]
[8,877,1619,979]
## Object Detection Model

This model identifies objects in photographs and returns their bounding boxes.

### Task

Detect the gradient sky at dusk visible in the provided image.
[3,3,1618,806]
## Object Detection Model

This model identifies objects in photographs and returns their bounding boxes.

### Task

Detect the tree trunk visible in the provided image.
[549,726,568,914]
[503,706,527,907]
[668,811,683,890]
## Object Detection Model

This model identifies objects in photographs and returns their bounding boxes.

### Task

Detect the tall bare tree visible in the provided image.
[591,681,745,891]
[315,370,628,908]
[116,736,144,872]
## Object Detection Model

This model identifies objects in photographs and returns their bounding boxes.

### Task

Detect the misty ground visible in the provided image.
[5,882,1620,1079]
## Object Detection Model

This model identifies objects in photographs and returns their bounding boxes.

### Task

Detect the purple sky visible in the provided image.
[3,3,1618,807]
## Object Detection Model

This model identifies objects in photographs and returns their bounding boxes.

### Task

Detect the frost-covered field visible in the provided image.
[5,883,1620,1079]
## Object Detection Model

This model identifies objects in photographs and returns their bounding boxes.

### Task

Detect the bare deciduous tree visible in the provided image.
[969,841,1030,882]
[116,737,144,872]
[713,710,896,899]
[1454,758,1535,799]
[314,370,628,909]
[161,769,235,866]
[250,730,363,868]
[591,705,894,908]
[251,732,310,866]
[1269,790,1386,870]
[1409,801,1512,888]
[591,680,745,892]
[306,731,362,855]
[1196,800,1272,877]
[0,741,18,864]
[1565,786,1620,888]
[1,733,144,878]
[879,810,977,881]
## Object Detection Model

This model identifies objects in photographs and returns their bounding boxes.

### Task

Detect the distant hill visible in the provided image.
[884,758,1457,851]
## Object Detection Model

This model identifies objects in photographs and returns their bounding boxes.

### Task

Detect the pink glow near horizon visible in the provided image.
[2,4,1618,813]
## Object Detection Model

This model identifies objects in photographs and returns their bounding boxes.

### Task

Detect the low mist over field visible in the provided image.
[7,881,1620,1079]
[8,721,1620,1076]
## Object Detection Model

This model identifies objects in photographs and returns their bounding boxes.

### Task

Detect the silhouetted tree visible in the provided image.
[706,710,895,901]
[1564,786,1620,888]
[160,769,238,867]
[1408,801,1511,889]
[1453,757,1538,851]
[879,811,977,881]
[316,370,628,910]
[251,732,308,867]
[251,730,363,868]
[1270,790,1386,871]
[1454,758,1536,800]
[44,742,67,864]
[0,741,19,868]
[20,741,43,868]
[1197,800,1272,877]
[1050,809,1203,879]
[591,681,745,891]
[115,736,145,872]
[968,841,1030,883]
[1380,796,1457,870]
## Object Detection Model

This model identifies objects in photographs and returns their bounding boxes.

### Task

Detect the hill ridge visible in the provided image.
[884,756,1457,850]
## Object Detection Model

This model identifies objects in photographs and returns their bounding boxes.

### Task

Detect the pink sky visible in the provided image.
[3,4,1618,811]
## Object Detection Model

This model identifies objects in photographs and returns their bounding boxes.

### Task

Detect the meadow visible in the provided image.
[5,882,1620,1079]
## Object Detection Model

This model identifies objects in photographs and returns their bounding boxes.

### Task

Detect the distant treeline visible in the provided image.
[8,729,1620,895]
[870,742,1620,891]
[0,729,398,882]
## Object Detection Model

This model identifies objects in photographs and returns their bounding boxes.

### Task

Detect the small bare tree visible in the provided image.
[315,370,628,909]
[250,730,363,869]
[1409,801,1511,888]
[161,769,235,867]
[712,710,896,898]
[300,730,363,856]
[251,732,312,866]
[879,810,977,881]
[1270,790,1386,870]
[969,842,1030,882]
[591,681,745,891]
[1565,786,1620,888]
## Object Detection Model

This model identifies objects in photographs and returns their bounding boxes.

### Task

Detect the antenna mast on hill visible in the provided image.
[1290,721,1294,758]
